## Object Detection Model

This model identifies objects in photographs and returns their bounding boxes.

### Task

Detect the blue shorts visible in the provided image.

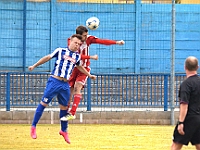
[41,76,70,106]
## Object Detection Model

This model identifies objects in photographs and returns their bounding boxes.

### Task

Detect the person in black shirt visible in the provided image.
[171,56,200,150]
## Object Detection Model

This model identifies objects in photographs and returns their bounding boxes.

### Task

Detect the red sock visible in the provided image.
[70,94,82,115]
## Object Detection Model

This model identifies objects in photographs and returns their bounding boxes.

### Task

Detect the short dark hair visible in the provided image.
[76,25,88,35]
[71,34,83,42]
[185,56,198,71]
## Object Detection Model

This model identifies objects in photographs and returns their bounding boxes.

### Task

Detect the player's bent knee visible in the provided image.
[74,86,83,93]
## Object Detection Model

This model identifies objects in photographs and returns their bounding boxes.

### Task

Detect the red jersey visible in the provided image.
[68,35,117,68]
[68,35,117,87]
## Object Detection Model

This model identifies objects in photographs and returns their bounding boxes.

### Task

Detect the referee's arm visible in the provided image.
[179,103,188,122]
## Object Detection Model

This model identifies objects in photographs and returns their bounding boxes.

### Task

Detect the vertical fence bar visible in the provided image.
[23,73,26,105]
[23,0,26,71]
[87,78,91,111]
[136,75,138,105]
[150,75,153,105]
[6,73,10,111]
[100,75,102,106]
[125,75,128,105]
[122,76,124,106]
[96,75,99,105]
[164,75,168,111]
[108,75,110,106]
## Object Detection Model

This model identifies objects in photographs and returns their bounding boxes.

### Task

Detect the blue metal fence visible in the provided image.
[1,1,200,73]
[0,72,185,111]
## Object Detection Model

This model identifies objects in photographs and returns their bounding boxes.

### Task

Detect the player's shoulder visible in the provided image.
[86,35,98,44]
[55,47,66,50]
[54,47,71,53]
[87,34,98,39]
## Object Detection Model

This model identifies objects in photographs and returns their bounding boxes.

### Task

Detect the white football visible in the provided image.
[86,17,100,30]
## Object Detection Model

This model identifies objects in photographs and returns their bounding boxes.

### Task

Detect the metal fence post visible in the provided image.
[170,0,176,125]
[6,73,10,111]
[164,75,168,111]
[87,78,91,111]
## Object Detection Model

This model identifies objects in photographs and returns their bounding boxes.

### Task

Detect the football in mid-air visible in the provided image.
[86,17,100,30]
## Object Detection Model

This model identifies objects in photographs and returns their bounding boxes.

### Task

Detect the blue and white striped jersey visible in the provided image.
[50,47,81,80]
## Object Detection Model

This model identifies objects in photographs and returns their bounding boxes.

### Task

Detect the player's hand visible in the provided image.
[178,124,185,135]
[28,66,35,71]
[89,75,97,80]
[116,40,125,45]
[90,55,98,60]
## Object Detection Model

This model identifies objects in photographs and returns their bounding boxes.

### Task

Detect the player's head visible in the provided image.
[76,25,88,42]
[69,34,82,51]
[185,56,199,71]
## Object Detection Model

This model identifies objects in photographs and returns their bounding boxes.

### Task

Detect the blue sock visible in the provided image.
[60,110,68,132]
[32,104,45,127]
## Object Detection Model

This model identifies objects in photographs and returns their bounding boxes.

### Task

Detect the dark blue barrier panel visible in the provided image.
[87,78,91,111]
[164,75,168,111]
[6,73,10,111]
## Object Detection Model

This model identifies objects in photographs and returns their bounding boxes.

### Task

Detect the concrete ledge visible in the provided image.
[0,111,179,125]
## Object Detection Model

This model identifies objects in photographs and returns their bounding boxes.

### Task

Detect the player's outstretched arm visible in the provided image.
[81,54,98,60]
[91,38,125,46]
[28,55,51,71]
[76,66,96,80]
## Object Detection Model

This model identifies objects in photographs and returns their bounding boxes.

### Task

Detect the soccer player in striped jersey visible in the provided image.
[29,34,96,144]
[60,25,125,121]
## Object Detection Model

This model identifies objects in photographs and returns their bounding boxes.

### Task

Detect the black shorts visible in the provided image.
[172,115,200,145]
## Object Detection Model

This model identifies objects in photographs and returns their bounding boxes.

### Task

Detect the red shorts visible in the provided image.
[69,67,90,88]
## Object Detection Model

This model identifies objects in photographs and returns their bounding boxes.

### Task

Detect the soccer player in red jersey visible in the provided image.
[60,25,125,121]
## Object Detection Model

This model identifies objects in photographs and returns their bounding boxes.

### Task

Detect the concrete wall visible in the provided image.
[0,111,179,125]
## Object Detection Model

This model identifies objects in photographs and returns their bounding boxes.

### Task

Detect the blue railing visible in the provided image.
[0,72,185,111]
